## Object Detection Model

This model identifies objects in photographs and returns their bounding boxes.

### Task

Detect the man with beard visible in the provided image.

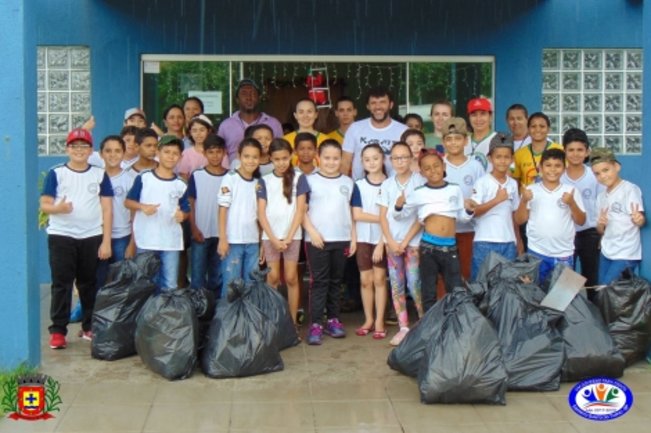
[342,87,407,180]
[218,79,283,163]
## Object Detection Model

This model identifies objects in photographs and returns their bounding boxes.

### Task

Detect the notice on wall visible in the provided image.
[143,61,160,74]
[188,91,223,115]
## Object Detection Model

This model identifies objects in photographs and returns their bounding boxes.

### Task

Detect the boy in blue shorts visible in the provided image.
[125,135,190,291]
[40,128,113,349]
[515,148,586,283]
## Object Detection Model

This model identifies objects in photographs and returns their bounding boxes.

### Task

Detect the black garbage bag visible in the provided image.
[248,268,300,350]
[135,289,198,380]
[486,263,564,391]
[544,265,625,381]
[486,254,542,287]
[594,270,651,366]
[475,251,509,284]
[418,289,508,405]
[202,279,284,378]
[187,288,217,353]
[387,296,447,377]
[91,252,160,361]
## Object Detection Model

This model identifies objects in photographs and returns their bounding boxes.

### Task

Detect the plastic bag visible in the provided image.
[543,265,625,380]
[186,288,217,353]
[202,280,284,378]
[475,251,510,283]
[247,269,300,350]
[91,253,160,361]
[594,271,651,366]
[387,294,448,377]
[135,289,198,380]
[486,263,564,391]
[485,254,542,287]
[418,289,508,405]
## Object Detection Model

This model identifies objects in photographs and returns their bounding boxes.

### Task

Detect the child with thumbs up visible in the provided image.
[40,128,114,349]
[515,148,586,283]
[590,147,645,285]
[469,133,521,280]
[125,135,189,292]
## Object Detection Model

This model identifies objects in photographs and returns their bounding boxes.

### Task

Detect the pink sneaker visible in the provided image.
[79,330,93,341]
[390,327,409,346]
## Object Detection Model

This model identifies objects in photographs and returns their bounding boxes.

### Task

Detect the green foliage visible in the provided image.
[44,377,62,413]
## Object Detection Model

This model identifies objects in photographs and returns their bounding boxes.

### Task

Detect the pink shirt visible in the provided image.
[176,146,230,177]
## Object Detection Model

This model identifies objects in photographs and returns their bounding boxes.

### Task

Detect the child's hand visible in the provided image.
[347,240,357,257]
[464,198,477,213]
[495,186,509,203]
[309,231,324,249]
[141,203,160,216]
[395,192,406,209]
[631,203,645,226]
[259,249,266,265]
[271,238,287,251]
[191,227,205,243]
[217,238,229,259]
[56,196,74,214]
[98,241,112,260]
[173,206,185,223]
[372,244,384,263]
[521,188,534,203]
[82,115,95,131]
[397,239,409,255]
[386,239,401,255]
[150,122,164,137]
[598,208,609,227]
[124,241,136,259]
[561,188,576,206]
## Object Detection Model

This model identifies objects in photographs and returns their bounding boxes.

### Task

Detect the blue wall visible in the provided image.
[35,0,648,281]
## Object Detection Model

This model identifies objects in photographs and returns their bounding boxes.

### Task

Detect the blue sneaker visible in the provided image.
[307,323,323,345]
[69,301,83,323]
[324,318,346,338]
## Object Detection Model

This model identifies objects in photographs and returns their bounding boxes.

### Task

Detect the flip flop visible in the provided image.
[372,330,387,340]
[355,326,374,336]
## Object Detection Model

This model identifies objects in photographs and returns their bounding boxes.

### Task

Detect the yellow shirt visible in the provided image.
[512,141,563,189]
[283,130,329,165]
[327,129,344,145]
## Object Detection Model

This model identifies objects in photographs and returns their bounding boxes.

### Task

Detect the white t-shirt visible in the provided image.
[217,171,261,244]
[305,172,360,243]
[109,170,136,239]
[399,182,473,225]
[42,164,113,239]
[560,166,605,231]
[88,152,138,170]
[127,171,189,251]
[343,118,407,180]
[377,172,426,247]
[257,172,309,241]
[187,168,226,238]
[465,131,496,172]
[354,177,384,244]
[597,180,644,260]
[525,183,585,257]
[513,135,532,153]
[230,159,275,177]
[444,156,485,233]
[471,174,520,243]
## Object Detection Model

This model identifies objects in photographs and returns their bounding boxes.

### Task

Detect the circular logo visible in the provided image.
[113,186,125,197]
[582,189,592,200]
[463,175,474,186]
[611,202,623,214]
[339,185,350,196]
[568,377,633,421]
[87,183,99,194]
[557,198,568,209]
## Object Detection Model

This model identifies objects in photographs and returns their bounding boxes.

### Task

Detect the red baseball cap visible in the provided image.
[66,128,93,146]
[467,97,493,114]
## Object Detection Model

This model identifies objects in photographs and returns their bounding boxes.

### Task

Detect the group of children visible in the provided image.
[41,93,645,351]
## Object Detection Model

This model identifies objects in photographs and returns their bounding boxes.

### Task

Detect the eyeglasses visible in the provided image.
[390,156,411,162]
[67,144,91,150]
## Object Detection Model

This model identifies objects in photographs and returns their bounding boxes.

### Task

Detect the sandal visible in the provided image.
[372,330,387,340]
[355,326,374,336]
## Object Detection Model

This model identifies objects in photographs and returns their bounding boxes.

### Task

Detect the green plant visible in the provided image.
[44,376,62,413]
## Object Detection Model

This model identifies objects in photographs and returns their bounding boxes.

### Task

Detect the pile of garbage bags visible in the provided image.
[91,258,298,380]
[388,253,650,404]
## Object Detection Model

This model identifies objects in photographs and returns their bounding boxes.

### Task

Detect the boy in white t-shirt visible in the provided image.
[515,148,586,283]
[470,133,521,280]
[187,135,227,295]
[125,135,189,292]
[442,117,485,281]
[590,147,645,284]
[40,128,113,349]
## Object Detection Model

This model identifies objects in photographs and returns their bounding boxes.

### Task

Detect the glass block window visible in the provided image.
[37,46,91,155]
[542,49,643,154]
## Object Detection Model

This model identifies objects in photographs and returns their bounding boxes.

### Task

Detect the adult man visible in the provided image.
[217,78,283,162]
[425,99,453,152]
[328,96,358,144]
[465,97,497,171]
[342,87,407,180]
[506,103,531,152]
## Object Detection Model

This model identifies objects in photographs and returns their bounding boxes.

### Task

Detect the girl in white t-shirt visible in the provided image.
[352,143,388,339]
[217,138,262,296]
[302,140,359,345]
[242,124,274,176]
[257,138,309,325]
[378,142,425,346]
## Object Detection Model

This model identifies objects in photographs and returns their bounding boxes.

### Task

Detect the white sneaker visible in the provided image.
[390,327,409,346]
